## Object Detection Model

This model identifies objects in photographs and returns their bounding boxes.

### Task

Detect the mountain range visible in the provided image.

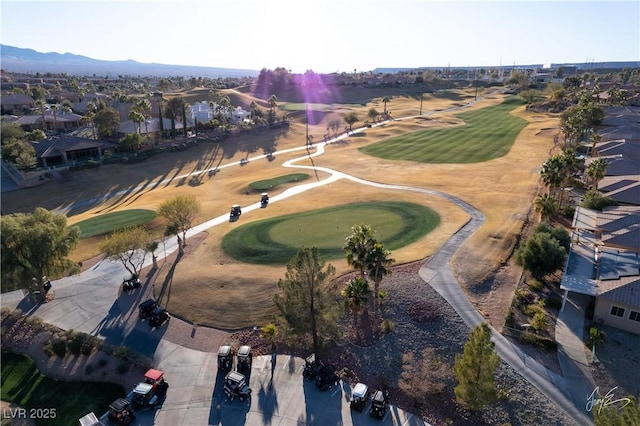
[0,45,260,78]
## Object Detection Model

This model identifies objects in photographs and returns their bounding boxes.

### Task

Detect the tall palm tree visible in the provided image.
[365,242,394,317]
[341,276,370,328]
[267,95,278,123]
[249,101,258,121]
[586,158,608,188]
[343,224,376,278]
[381,96,390,115]
[217,96,231,123]
[129,110,145,134]
[34,99,47,130]
[534,194,559,221]
[540,155,566,198]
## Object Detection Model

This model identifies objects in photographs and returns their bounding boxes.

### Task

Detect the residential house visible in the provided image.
[561,206,640,334]
[0,94,35,114]
[31,135,110,168]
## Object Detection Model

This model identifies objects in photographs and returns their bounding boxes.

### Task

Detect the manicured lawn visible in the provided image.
[221,201,439,264]
[0,352,124,426]
[248,173,310,192]
[360,96,527,163]
[73,209,157,238]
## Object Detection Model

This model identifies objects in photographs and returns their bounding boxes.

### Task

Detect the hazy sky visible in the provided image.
[2,0,638,73]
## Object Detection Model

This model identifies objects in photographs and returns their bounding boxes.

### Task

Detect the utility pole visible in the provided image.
[419,94,423,115]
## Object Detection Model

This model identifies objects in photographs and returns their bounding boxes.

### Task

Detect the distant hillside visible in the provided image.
[0,45,260,78]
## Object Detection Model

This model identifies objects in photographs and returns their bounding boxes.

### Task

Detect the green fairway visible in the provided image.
[360,96,527,163]
[73,209,157,238]
[0,352,124,426]
[248,173,310,192]
[221,201,440,264]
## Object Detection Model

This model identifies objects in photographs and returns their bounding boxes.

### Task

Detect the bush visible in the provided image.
[42,343,54,357]
[523,303,544,317]
[519,331,557,350]
[84,363,94,375]
[562,205,576,218]
[51,338,67,358]
[380,319,394,334]
[97,358,108,368]
[531,312,548,332]
[527,279,543,291]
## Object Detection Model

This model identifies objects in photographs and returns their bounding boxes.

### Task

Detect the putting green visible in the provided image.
[222,201,439,264]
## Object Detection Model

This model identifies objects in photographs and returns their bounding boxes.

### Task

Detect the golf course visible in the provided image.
[2,86,559,329]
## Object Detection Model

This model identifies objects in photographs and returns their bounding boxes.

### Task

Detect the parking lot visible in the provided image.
[105,351,431,425]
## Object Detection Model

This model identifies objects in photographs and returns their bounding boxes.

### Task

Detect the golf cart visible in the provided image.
[218,345,233,371]
[236,345,253,372]
[132,369,169,407]
[223,371,252,401]
[229,204,242,221]
[138,298,157,320]
[350,382,370,412]
[369,389,390,419]
[122,274,141,291]
[108,398,136,424]
[315,364,339,391]
[149,305,170,327]
[302,353,324,379]
[260,193,269,208]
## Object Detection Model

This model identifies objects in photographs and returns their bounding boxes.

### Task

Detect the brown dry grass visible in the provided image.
[3,88,560,328]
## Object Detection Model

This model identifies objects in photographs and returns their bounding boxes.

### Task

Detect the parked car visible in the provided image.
[369,389,390,419]
[236,345,252,372]
[315,364,339,391]
[218,345,233,371]
[224,371,252,401]
[229,204,242,221]
[138,299,157,320]
[350,382,369,412]
[108,398,136,424]
[302,353,323,379]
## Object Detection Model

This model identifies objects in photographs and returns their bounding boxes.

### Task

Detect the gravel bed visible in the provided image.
[329,271,580,426]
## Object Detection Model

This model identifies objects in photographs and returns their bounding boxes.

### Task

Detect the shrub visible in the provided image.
[51,338,67,358]
[562,205,576,218]
[527,279,543,291]
[84,363,94,375]
[42,343,54,357]
[113,346,128,359]
[531,312,548,332]
[97,359,108,368]
[519,331,557,350]
[523,303,544,317]
[380,319,394,334]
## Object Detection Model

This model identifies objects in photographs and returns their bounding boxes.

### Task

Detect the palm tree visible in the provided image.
[586,158,608,188]
[35,99,48,130]
[341,276,370,328]
[540,155,566,198]
[365,242,394,317]
[249,101,258,122]
[534,194,559,221]
[381,96,390,116]
[588,326,605,363]
[129,110,145,134]
[267,95,278,123]
[343,224,376,278]
[217,96,231,123]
